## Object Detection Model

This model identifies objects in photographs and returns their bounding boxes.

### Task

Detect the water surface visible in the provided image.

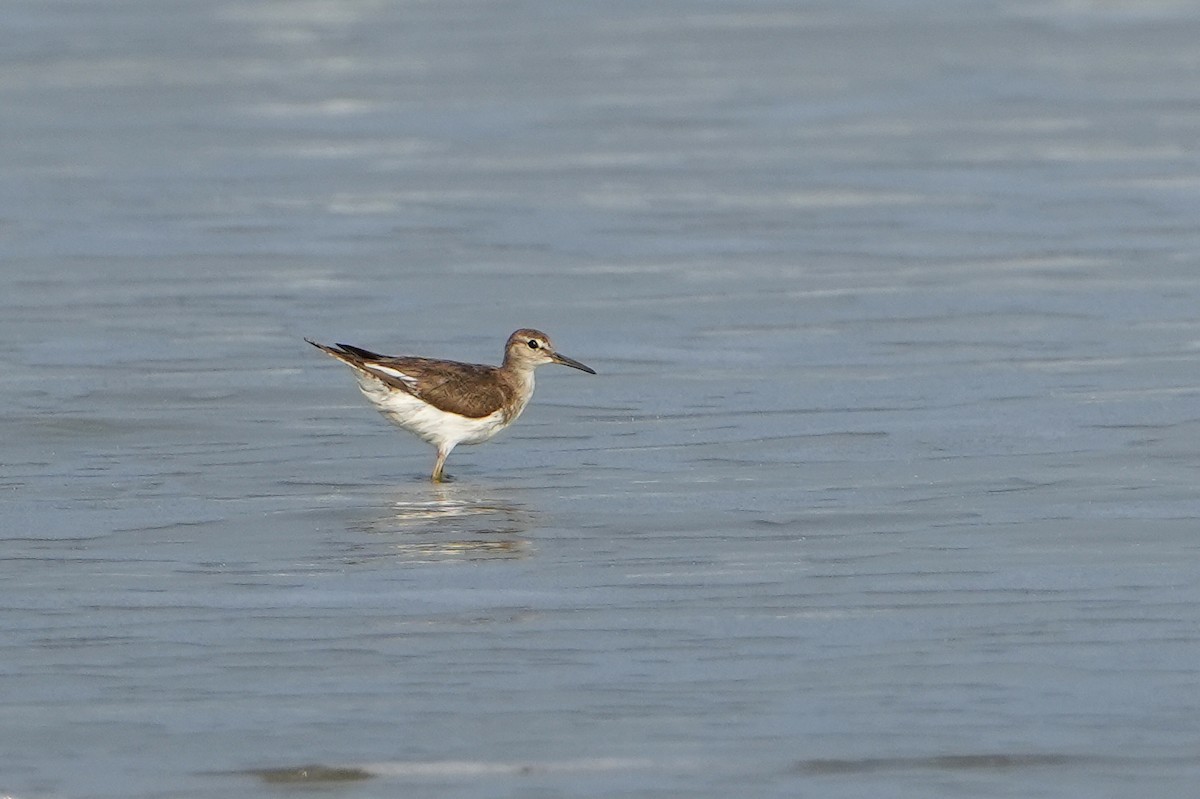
[3,1,1200,797]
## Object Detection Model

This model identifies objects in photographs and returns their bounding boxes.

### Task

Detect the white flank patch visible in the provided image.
[363,362,417,385]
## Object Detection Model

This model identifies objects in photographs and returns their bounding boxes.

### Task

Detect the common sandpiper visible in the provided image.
[307,329,595,481]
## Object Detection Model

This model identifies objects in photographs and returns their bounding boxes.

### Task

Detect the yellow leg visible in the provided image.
[432,448,449,482]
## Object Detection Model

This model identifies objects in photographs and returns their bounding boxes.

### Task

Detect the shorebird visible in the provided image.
[307,329,595,481]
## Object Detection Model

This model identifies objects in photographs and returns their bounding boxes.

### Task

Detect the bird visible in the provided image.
[306,329,595,481]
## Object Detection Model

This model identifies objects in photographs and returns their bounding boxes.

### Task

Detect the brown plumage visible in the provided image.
[307,329,595,481]
[309,341,518,419]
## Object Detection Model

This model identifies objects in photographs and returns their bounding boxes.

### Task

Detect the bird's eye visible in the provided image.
[527,340,540,349]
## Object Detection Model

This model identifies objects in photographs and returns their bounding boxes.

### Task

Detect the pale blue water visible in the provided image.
[3,1,1200,797]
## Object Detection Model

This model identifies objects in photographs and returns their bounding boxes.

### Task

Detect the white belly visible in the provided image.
[355,376,512,449]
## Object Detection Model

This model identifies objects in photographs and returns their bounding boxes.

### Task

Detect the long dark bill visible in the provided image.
[551,352,596,374]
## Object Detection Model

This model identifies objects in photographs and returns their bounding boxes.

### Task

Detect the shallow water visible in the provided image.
[3,1,1200,797]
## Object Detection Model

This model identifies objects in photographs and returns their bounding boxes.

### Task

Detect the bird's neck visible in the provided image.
[498,363,536,422]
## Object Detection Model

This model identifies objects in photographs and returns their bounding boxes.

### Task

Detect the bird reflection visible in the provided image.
[349,483,532,562]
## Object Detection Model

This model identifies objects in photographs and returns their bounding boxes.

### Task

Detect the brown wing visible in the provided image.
[386,357,510,418]
[306,339,510,419]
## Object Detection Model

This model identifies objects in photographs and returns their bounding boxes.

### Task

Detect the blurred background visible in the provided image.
[3,1,1200,797]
